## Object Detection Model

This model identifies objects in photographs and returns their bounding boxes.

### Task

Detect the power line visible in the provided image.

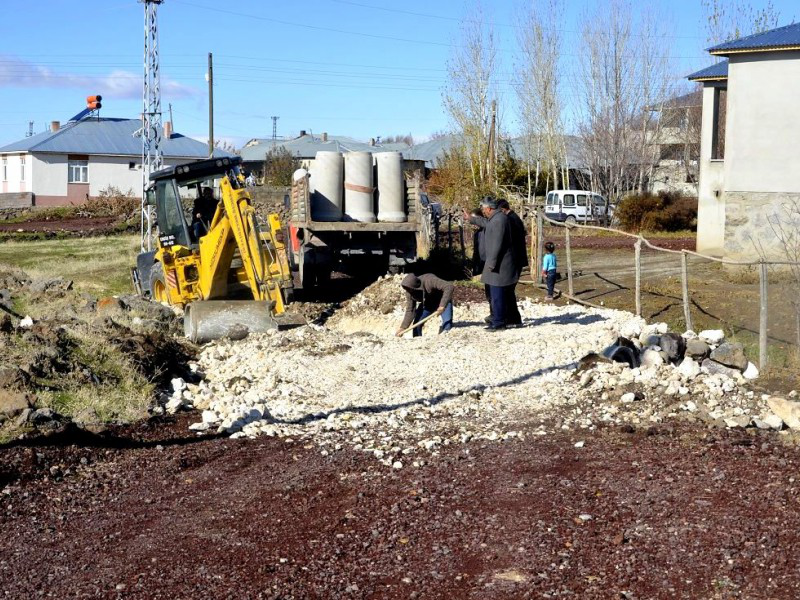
[329,0,707,40]
[171,0,453,48]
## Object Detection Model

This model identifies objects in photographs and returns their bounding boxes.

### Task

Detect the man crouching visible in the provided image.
[396,273,454,337]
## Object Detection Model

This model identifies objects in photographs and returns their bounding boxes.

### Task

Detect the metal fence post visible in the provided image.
[566,226,574,297]
[681,252,693,332]
[634,237,642,317]
[759,261,769,370]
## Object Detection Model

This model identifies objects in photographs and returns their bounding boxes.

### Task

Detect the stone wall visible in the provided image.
[0,192,33,209]
[723,191,800,261]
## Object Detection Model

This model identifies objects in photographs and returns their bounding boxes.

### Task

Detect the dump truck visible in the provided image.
[287,151,434,290]
[132,156,295,343]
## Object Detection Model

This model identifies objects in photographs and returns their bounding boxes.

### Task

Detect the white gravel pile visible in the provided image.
[166,279,789,466]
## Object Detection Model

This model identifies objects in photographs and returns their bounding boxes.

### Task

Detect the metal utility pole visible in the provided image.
[141,0,164,251]
[271,115,279,143]
[207,52,214,156]
[168,102,174,128]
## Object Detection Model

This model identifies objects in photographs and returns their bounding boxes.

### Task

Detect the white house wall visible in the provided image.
[696,85,726,256]
[24,154,209,207]
[722,52,800,260]
[1,153,30,194]
[31,154,68,197]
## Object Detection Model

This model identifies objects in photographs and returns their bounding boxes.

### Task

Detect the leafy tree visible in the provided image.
[262,146,298,187]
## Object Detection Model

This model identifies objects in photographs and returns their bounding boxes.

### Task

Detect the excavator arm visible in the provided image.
[140,156,296,343]
[195,171,286,313]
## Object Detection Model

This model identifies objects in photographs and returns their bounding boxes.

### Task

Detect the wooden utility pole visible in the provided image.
[207,52,214,156]
[487,99,497,188]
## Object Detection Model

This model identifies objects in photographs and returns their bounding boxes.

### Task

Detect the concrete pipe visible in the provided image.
[184,300,277,344]
[309,151,343,222]
[376,152,406,223]
[343,151,376,222]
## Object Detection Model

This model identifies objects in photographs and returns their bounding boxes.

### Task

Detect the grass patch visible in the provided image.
[0,234,140,296]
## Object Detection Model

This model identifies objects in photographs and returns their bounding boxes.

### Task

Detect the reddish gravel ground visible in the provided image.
[2,415,800,599]
[0,216,120,234]
[541,229,696,251]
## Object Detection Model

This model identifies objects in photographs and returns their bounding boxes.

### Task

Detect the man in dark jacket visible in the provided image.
[396,273,455,337]
[192,187,217,240]
[496,199,528,326]
[464,207,493,323]
[480,197,518,331]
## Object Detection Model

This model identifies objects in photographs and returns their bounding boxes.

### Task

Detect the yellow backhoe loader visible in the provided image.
[132,156,296,343]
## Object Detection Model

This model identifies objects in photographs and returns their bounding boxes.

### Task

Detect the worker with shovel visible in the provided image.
[396,273,454,337]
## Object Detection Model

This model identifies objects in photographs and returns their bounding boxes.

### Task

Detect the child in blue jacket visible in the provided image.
[542,241,557,300]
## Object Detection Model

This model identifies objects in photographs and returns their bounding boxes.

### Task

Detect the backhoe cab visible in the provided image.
[133,156,295,343]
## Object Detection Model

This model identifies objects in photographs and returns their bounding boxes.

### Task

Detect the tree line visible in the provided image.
[440,0,781,207]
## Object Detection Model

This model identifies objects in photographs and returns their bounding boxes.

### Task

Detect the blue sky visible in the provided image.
[0,0,795,147]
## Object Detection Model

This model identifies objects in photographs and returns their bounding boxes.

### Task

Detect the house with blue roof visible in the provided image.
[0,113,230,208]
[688,22,800,259]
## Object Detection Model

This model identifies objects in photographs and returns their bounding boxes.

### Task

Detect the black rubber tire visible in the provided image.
[149,262,169,304]
[565,215,577,225]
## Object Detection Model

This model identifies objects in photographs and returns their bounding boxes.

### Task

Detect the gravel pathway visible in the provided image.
[173,278,776,468]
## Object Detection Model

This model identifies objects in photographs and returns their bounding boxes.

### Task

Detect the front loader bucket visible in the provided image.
[184,300,279,344]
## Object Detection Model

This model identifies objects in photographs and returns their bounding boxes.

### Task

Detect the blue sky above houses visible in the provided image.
[0,0,796,148]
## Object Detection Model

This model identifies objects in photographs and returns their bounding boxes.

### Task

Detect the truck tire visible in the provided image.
[149,262,170,305]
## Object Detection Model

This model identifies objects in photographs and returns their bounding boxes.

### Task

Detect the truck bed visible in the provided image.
[292,220,419,232]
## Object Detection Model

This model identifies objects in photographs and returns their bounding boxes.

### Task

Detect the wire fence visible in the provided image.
[529,211,800,371]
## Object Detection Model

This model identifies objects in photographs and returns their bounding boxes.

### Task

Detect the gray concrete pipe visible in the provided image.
[343,151,376,222]
[309,151,343,221]
[376,152,407,223]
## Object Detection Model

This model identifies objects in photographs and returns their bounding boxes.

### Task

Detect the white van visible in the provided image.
[544,190,613,224]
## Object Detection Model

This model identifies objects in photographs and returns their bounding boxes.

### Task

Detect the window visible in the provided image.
[68,159,88,183]
[711,87,726,160]
[592,195,606,208]
[128,161,139,170]
[562,194,575,207]
[546,192,556,206]
[2,158,6,182]
[20,156,25,181]
[576,194,587,207]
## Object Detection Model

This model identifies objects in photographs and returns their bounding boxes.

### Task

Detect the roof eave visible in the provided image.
[710,45,800,55]
[688,76,728,82]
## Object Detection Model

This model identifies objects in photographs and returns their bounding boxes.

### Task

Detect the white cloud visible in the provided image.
[0,55,199,100]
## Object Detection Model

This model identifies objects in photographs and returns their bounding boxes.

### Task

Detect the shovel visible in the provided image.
[396,311,440,337]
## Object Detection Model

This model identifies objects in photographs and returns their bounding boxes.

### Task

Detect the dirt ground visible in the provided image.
[2,416,800,599]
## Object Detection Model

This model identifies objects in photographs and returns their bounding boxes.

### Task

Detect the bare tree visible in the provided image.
[635,9,676,194]
[702,0,781,45]
[575,0,638,202]
[574,0,677,203]
[442,1,497,190]
[515,0,566,201]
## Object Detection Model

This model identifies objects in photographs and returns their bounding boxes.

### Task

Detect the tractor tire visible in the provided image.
[149,262,170,305]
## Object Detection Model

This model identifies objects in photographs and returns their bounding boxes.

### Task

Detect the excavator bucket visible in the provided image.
[184,300,279,344]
